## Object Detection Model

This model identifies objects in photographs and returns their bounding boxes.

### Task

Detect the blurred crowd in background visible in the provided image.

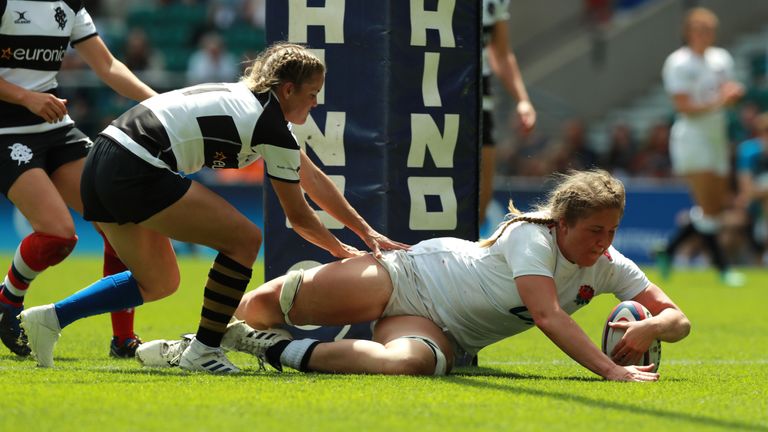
[52,0,768,265]
[60,0,765,183]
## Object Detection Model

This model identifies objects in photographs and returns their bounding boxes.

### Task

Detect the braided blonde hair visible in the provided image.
[241,42,325,93]
[478,169,625,248]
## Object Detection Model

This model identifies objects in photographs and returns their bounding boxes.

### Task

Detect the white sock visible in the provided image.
[280,339,319,371]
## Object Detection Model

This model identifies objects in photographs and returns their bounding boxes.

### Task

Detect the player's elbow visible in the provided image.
[675,314,692,342]
[529,309,560,333]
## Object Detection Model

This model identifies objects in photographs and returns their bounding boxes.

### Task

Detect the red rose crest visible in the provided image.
[575,285,595,305]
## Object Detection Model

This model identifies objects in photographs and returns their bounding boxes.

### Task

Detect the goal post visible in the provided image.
[264,0,481,342]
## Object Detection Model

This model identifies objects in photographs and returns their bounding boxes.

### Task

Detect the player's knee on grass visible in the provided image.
[383,335,448,376]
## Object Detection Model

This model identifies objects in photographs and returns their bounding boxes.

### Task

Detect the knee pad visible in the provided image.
[21,232,78,271]
[279,269,304,325]
[689,206,721,235]
[399,335,448,376]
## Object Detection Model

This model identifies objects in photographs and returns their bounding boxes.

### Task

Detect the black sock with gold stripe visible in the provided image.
[195,253,251,347]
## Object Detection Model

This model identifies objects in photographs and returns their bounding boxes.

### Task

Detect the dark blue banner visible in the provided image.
[263,0,481,341]
[264,0,481,274]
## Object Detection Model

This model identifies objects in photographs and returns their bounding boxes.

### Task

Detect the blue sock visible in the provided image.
[54,271,144,329]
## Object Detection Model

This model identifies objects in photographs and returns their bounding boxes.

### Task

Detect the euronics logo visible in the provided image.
[10,46,67,62]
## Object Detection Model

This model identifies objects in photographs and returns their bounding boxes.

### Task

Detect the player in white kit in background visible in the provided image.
[657,7,745,286]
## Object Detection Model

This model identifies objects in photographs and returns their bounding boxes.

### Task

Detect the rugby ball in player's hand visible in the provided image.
[601,300,661,372]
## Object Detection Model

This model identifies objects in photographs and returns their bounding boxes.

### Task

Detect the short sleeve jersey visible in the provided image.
[662,46,734,131]
[101,82,301,182]
[0,0,97,134]
[408,221,649,355]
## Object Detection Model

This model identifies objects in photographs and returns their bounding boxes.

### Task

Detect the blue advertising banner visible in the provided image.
[263,0,481,341]
[0,181,693,266]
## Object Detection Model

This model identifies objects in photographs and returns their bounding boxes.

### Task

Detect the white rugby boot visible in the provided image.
[179,338,240,374]
[221,320,292,370]
[18,304,61,368]
[135,334,193,368]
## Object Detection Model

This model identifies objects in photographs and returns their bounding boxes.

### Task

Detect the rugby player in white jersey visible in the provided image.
[0,0,156,358]
[19,42,408,373]
[657,7,745,286]
[143,170,690,381]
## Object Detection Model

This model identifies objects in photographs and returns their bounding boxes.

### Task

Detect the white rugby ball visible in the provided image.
[601,300,661,372]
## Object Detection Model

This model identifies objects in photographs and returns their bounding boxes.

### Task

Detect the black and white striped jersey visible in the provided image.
[102,82,301,183]
[481,0,510,78]
[0,0,97,134]
[481,0,510,110]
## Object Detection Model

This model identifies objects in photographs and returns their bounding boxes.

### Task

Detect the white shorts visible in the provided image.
[669,118,729,176]
[375,250,469,358]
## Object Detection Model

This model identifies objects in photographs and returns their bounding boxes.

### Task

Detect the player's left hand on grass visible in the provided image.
[617,365,659,382]
[361,231,411,258]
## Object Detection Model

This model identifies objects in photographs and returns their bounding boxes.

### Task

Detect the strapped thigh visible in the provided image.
[279,269,304,325]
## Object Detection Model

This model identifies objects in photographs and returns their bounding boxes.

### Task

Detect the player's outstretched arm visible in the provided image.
[298,150,410,257]
[487,20,536,133]
[517,275,659,382]
[271,177,363,259]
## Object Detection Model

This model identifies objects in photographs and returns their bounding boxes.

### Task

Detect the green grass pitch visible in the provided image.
[1,255,766,432]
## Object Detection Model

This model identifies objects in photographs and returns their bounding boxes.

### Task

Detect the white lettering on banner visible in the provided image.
[308,49,326,104]
[407,114,458,168]
[408,177,457,230]
[410,0,456,48]
[293,112,346,166]
[286,175,346,230]
[408,0,461,231]
[288,0,345,43]
[422,52,441,107]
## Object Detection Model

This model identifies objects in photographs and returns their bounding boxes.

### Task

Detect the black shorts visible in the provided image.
[482,110,495,147]
[481,76,495,147]
[0,126,90,196]
[81,136,192,224]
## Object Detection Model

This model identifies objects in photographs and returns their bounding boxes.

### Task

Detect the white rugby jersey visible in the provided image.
[406,221,649,355]
[102,82,301,182]
[662,46,734,143]
[0,0,97,134]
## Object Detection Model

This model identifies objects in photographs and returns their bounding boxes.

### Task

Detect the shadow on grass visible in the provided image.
[448,371,766,431]
[453,366,688,382]
[453,366,600,381]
